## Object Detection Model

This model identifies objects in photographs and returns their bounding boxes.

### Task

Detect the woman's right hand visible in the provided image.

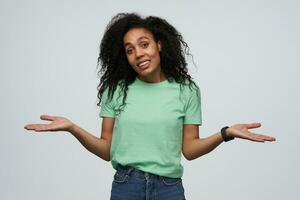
[24,115,74,132]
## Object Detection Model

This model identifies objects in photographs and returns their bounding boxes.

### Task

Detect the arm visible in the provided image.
[182,123,276,161]
[182,125,223,160]
[69,117,114,161]
[24,115,114,161]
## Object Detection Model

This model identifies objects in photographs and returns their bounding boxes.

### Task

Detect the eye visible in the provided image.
[126,48,133,54]
[141,42,149,48]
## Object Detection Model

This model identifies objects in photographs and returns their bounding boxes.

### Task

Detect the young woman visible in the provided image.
[24,13,276,200]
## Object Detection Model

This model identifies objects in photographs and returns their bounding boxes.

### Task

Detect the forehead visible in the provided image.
[123,28,154,45]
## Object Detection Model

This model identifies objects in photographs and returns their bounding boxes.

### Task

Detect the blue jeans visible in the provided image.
[110,164,186,200]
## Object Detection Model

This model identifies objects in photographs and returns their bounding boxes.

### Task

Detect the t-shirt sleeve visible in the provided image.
[183,86,202,125]
[99,88,116,118]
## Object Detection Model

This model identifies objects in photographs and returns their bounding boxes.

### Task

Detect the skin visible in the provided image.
[24,28,276,162]
[123,28,165,83]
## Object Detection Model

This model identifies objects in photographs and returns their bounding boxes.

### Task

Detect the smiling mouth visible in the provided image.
[137,60,150,69]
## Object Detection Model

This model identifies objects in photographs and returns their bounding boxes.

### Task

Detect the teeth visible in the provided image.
[138,61,150,67]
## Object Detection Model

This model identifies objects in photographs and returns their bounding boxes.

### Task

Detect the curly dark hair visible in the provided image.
[96,12,199,115]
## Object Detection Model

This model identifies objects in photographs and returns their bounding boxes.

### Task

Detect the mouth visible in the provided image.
[137,60,150,69]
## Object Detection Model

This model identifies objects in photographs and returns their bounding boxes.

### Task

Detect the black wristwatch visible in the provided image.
[221,126,235,142]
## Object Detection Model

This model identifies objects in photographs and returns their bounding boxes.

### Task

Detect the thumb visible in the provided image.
[40,115,56,121]
[246,122,261,129]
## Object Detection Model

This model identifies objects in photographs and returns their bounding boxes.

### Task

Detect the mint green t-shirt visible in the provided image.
[99,77,202,178]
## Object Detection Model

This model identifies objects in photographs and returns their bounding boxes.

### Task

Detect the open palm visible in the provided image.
[227,123,276,142]
[24,115,73,132]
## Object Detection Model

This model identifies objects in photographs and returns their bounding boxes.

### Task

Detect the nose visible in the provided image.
[135,47,144,58]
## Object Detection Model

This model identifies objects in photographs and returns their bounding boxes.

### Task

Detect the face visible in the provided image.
[123,28,162,80]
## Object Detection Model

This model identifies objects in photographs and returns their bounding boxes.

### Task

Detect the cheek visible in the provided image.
[126,55,135,66]
[151,51,160,63]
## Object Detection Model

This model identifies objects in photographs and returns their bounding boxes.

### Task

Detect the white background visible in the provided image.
[1,0,299,199]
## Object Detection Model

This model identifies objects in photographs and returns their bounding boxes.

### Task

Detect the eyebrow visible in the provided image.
[124,36,150,47]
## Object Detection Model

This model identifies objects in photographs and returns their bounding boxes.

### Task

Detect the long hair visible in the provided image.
[96,12,198,115]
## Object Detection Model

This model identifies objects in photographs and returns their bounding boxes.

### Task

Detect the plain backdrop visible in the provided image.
[1,0,299,199]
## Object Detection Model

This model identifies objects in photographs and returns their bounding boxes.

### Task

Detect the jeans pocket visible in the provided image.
[113,171,129,184]
[161,176,182,186]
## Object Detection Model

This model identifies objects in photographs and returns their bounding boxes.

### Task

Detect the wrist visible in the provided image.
[221,126,234,142]
[67,123,77,134]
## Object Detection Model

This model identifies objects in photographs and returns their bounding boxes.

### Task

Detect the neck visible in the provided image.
[137,72,167,83]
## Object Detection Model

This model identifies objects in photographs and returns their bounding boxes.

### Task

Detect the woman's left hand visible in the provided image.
[226,123,276,142]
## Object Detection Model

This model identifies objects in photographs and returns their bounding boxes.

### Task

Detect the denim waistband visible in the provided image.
[112,164,185,199]
[116,164,162,179]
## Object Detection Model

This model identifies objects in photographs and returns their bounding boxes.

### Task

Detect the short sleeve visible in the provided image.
[99,88,116,118]
[183,86,202,125]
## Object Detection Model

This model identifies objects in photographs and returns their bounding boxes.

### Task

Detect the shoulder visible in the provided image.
[103,80,124,100]
[181,79,200,94]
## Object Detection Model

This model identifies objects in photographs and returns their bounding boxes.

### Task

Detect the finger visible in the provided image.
[252,139,265,143]
[40,115,56,121]
[24,124,38,130]
[252,136,266,142]
[246,122,261,129]
[248,132,276,142]
[256,134,276,141]
[24,124,51,132]
[24,124,40,131]
[244,135,266,142]
[235,132,263,142]
[247,135,265,142]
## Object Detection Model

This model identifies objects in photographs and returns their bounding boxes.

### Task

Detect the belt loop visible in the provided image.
[125,166,134,176]
[159,175,163,181]
[144,172,150,181]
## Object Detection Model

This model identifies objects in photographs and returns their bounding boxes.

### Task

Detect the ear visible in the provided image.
[157,41,162,51]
